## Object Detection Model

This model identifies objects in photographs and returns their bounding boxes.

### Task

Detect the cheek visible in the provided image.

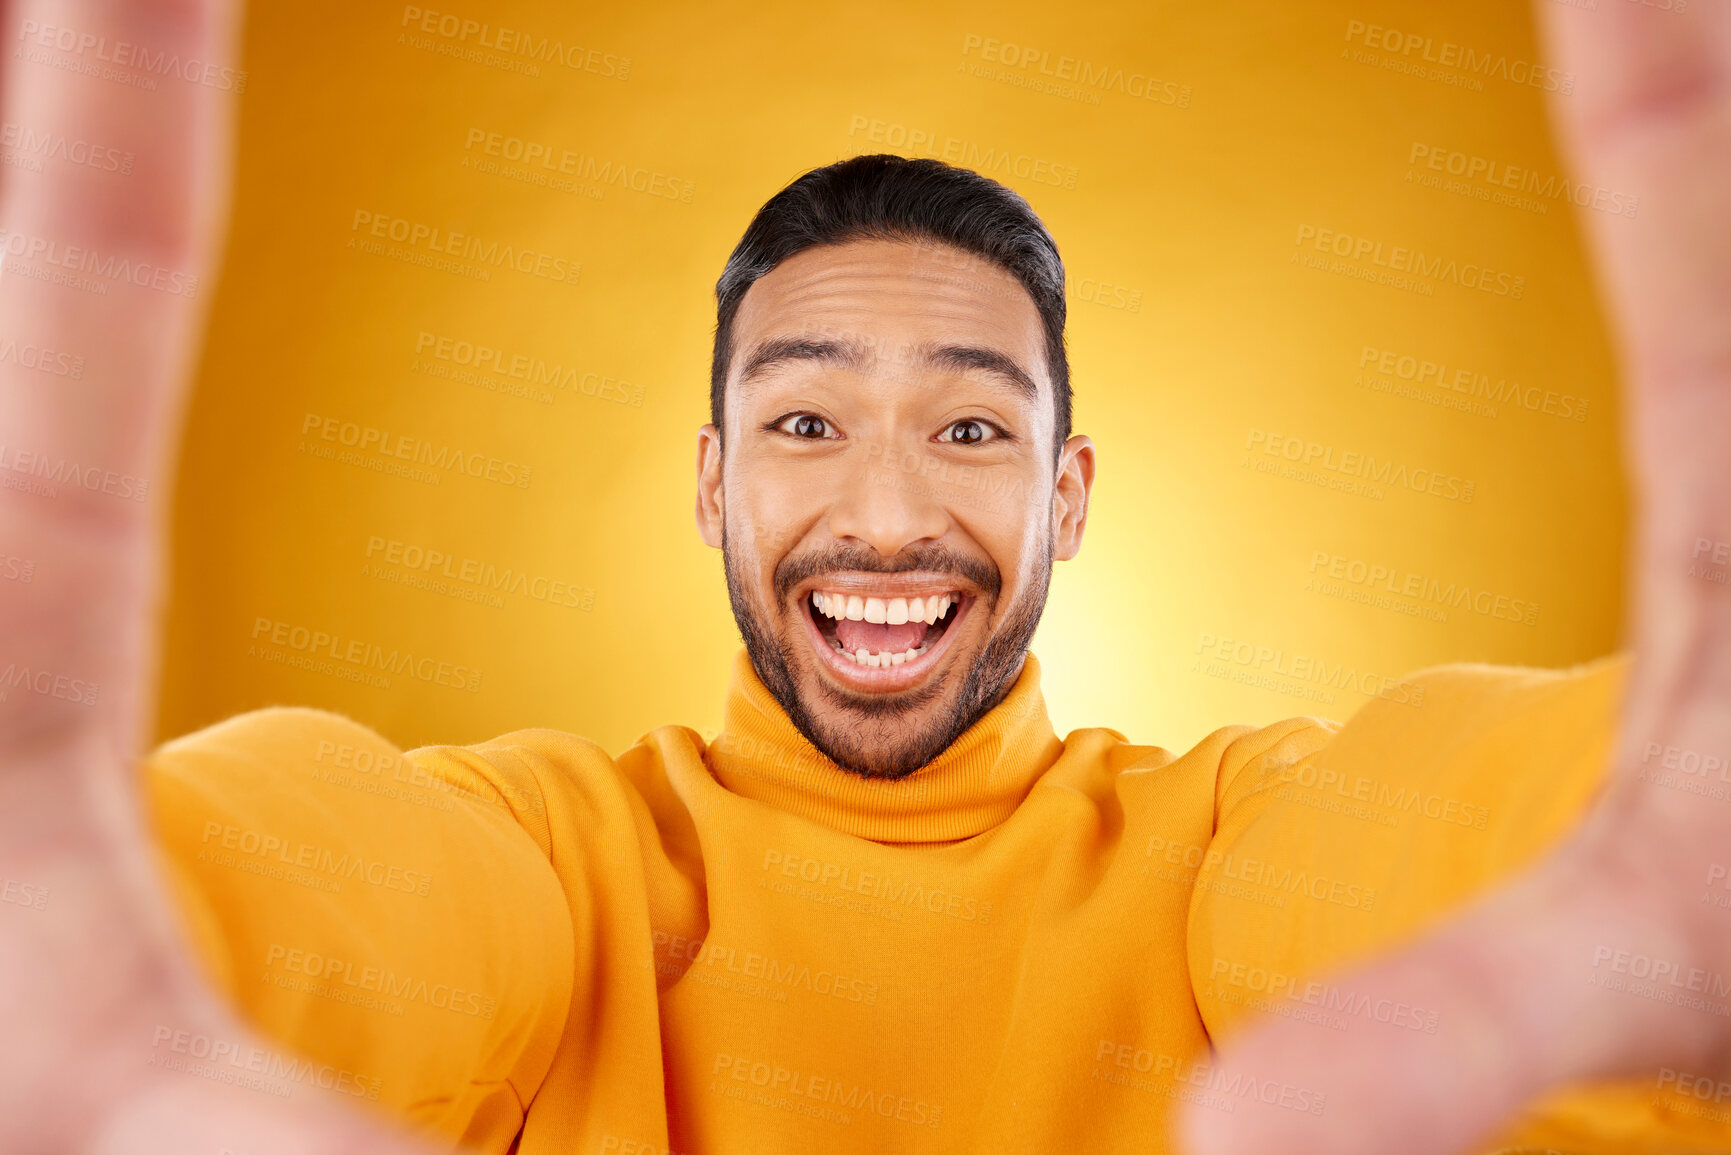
[726,473,825,581]
[1000,540,1046,602]
[969,488,1049,569]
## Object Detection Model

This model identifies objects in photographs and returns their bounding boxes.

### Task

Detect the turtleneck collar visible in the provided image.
[703,648,1063,843]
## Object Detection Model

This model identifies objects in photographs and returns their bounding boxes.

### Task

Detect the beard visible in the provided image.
[722,527,1054,780]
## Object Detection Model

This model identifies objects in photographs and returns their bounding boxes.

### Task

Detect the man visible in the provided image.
[3,3,1729,1155]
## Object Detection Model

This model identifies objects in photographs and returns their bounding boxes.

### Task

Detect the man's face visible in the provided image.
[695,238,1094,779]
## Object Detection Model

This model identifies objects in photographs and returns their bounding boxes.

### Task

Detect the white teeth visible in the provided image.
[813,591,958,628]
[834,642,931,666]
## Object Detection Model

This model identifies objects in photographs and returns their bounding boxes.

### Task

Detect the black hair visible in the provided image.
[710,154,1070,459]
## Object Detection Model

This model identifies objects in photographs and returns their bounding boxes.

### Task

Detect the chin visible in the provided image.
[722,535,1049,781]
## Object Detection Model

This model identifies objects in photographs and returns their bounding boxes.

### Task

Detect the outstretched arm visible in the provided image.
[1184,2,1731,1152]
[0,1,431,1150]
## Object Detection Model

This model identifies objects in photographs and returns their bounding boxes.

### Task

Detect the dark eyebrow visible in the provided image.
[919,343,1040,402]
[736,336,869,388]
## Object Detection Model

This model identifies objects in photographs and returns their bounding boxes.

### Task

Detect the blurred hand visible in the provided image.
[0,1,433,1150]
[1184,3,1731,1153]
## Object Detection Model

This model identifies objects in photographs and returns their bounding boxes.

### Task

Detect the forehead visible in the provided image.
[728,237,1049,392]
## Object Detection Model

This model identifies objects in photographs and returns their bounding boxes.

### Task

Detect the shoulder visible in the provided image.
[1324,653,1628,775]
[152,704,383,763]
[151,707,646,765]
[410,723,692,798]
[1218,653,1626,778]
[146,706,406,805]
[149,710,613,841]
[1213,716,1341,798]
[148,710,697,833]
[1077,715,1338,828]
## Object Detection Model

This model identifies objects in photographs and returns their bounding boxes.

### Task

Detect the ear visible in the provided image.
[1052,434,1095,562]
[695,423,725,549]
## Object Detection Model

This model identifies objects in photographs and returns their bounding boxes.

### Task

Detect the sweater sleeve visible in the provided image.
[144,706,575,1151]
[1186,655,1731,1152]
[1190,657,1625,1021]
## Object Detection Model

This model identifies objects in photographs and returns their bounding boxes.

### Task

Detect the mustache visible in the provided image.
[772,542,1001,608]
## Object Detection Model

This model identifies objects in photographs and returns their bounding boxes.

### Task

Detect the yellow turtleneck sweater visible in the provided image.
[144,650,1730,1153]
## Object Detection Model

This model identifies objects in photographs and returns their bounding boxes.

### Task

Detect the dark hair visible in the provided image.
[710,154,1070,460]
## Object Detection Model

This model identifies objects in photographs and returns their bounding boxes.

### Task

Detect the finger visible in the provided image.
[1538,2,1731,662]
[1537,0,1731,379]
[1537,0,1731,820]
[1179,854,1697,1155]
[0,0,240,485]
[0,0,243,767]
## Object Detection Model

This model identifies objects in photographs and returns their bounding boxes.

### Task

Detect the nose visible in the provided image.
[826,442,951,558]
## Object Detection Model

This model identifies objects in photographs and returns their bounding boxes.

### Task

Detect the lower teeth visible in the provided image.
[832,640,928,669]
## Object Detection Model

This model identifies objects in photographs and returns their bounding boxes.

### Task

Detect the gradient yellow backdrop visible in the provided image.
[157,0,1628,757]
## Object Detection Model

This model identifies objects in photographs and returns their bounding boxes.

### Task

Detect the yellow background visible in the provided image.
[157,0,1628,756]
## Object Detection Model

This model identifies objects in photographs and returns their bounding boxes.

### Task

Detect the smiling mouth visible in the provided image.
[805,590,963,669]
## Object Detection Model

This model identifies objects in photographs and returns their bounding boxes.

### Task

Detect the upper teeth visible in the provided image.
[811,592,954,625]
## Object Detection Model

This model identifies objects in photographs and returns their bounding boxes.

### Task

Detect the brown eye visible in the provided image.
[775,413,838,439]
[940,419,994,445]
